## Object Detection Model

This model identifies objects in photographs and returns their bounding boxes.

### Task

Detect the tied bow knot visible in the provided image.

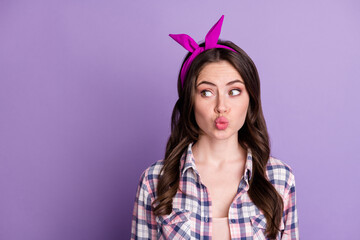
[169,15,236,88]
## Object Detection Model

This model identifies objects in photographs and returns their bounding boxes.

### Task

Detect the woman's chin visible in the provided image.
[211,130,238,141]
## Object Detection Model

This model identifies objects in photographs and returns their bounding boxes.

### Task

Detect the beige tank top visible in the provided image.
[212,217,231,240]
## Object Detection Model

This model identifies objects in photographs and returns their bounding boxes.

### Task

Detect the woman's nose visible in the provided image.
[214,93,228,114]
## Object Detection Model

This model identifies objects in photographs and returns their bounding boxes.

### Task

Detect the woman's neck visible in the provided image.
[192,135,247,168]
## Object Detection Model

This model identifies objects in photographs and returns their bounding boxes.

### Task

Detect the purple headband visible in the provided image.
[169,15,237,88]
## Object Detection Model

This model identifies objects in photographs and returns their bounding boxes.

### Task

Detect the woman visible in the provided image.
[131,15,299,240]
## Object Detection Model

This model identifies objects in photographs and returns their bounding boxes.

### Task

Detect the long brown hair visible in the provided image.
[152,40,284,239]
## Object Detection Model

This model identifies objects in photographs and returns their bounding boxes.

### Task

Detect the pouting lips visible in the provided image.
[215,116,229,130]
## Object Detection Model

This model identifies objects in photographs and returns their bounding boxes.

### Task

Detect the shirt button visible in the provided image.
[205,216,209,222]
[231,219,236,223]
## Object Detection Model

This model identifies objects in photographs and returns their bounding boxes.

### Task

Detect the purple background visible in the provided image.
[1,1,359,239]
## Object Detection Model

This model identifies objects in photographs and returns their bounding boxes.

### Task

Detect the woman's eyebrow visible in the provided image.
[226,79,244,86]
[196,79,244,87]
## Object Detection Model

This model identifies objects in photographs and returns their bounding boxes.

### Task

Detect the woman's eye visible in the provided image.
[229,89,241,96]
[200,90,213,97]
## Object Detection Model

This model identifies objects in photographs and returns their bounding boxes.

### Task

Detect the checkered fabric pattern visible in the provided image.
[131,142,299,239]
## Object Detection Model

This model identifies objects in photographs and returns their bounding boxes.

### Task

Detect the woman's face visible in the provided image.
[194,60,250,141]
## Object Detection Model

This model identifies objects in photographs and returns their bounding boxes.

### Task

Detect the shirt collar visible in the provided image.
[180,142,197,176]
[180,142,253,183]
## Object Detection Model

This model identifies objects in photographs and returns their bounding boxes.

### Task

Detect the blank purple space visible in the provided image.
[0,1,359,239]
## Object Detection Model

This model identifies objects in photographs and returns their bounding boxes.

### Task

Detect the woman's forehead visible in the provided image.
[196,61,243,86]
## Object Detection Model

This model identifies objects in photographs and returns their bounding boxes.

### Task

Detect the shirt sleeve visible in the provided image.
[130,170,158,240]
[281,170,299,240]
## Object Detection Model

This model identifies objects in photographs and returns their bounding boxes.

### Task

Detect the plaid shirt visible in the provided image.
[131,143,299,239]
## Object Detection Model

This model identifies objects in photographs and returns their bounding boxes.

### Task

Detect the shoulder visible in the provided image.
[266,156,296,196]
[141,159,164,180]
[266,156,294,176]
[137,159,164,198]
